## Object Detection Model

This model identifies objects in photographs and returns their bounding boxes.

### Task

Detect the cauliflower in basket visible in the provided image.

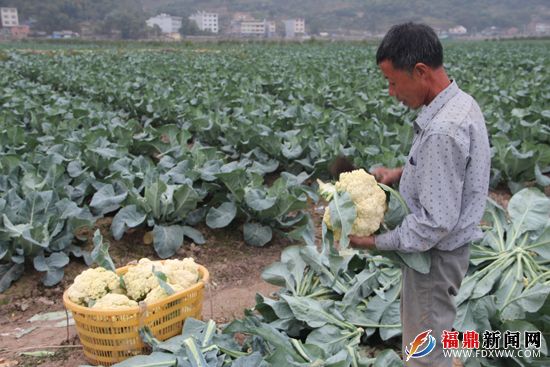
[144,283,185,304]
[163,258,200,289]
[92,293,138,309]
[319,169,387,237]
[123,258,162,301]
[123,258,200,302]
[67,267,121,306]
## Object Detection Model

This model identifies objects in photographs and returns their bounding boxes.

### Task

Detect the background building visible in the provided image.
[284,18,305,38]
[189,11,219,33]
[1,7,19,27]
[146,13,182,34]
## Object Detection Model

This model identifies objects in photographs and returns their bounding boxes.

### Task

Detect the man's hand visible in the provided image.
[371,166,403,185]
[349,235,377,250]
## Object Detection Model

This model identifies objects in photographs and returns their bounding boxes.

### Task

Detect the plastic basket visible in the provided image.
[63,264,209,366]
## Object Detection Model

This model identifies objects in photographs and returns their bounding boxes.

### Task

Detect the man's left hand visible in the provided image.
[349,235,376,250]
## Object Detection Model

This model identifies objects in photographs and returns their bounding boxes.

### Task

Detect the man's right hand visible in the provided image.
[371,166,403,186]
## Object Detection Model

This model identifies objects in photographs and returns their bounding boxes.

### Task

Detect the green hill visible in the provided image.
[2,0,549,36]
[142,0,550,34]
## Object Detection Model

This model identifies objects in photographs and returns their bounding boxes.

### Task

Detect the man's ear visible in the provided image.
[413,63,430,78]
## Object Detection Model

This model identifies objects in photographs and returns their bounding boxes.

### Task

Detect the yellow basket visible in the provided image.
[63,264,209,366]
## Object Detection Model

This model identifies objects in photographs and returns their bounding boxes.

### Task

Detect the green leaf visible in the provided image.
[328,191,356,248]
[504,283,550,315]
[171,184,199,220]
[216,169,247,202]
[205,201,236,229]
[152,225,185,259]
[90,229,116,272]
[145,180,167,220]
[111,205,147,240]
[0,263,24,293]
[243,222,272,247]
[281,295,352,330]
[111,352,177,367]
[373,349,403,367]
[90,184,128,215]
[153,266,174,296]
[306,324,352,355]
[508,188,550,236]
[182,226,205,245]
[244,187,277,211]
[379,183,409,230]
[231,352,265,367]
[535,164,550,187]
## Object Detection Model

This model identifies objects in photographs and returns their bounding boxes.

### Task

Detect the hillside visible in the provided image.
[1,0,549,36]
[142,0,550,34]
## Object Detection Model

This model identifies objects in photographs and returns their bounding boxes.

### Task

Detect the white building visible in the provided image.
[189,11,218,34]
[449,25,467,35]
[284,18,305,38]
[535,23,550,35]
[146,14,182,34]
[266,21,276,36]
[1,7,19,27]
[240,20,266,35]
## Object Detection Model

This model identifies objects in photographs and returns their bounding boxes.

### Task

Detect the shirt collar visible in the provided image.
[415,80,460,131]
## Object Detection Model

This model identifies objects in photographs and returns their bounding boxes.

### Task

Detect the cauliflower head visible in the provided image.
[92,293,138,310]
[162,258,200,289]
[144,282,184,304]
[67,267,121,306]
[321,169,387,237]
[122,258,162,301]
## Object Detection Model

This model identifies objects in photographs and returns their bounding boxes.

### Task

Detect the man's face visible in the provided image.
[379,60,426,109]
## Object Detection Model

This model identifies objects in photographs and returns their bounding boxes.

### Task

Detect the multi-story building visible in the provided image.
[230,18,276,37]
[240,20,266,35]
[1,7,19,27]
[266,21,276,36]
[146,14,182,34]
[189,11,219,34]
[284,18,305,38]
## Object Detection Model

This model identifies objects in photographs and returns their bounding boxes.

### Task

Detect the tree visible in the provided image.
[179,17,202,36]
[100,10,147,39]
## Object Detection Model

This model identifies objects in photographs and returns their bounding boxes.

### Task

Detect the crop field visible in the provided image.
[0,40,549,366]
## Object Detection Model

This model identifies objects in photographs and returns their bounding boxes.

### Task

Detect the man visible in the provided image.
[349,23,491,366]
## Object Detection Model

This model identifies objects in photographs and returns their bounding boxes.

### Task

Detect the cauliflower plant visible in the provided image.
[67,267,121,306]
[92,293,138,309]
[318,169,387,237]
[122,258,162,301]
[144,283,184,304]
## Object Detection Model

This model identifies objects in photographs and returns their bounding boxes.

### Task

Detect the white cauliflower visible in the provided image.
[67,267,121,306]
[318,169,387,237]
[162,258,200,289]
[122,257,199,302]
[144,282,185,304]
[122,258,162,301]
[92,293,138,310]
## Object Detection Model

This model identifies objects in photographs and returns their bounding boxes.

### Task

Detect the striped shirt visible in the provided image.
[375,81,491,253]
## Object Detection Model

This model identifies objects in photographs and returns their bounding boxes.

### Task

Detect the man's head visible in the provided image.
[376,23,445,109]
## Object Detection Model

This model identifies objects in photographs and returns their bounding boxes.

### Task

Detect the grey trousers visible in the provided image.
[400,245,470,367]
